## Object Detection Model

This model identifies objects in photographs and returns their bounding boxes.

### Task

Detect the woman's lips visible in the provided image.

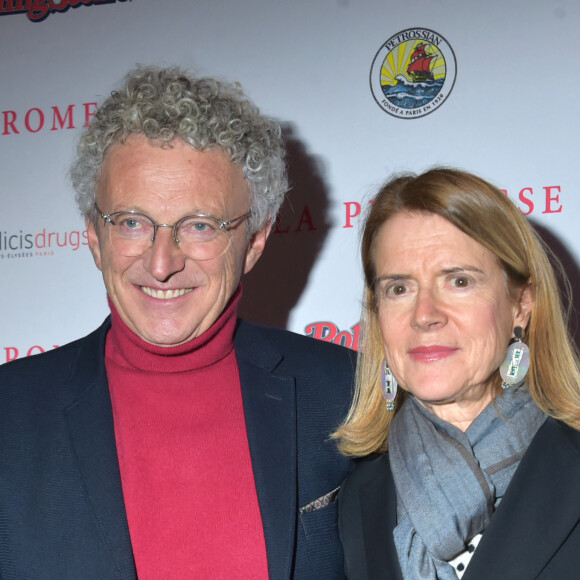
[408,345,458,362]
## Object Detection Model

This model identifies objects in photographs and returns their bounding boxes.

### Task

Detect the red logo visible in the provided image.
[0,0,128,23]
[304,321,360,351]
[0,228,89,260]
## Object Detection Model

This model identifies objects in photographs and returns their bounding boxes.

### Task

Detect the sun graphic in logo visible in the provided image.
[370,28,457,119]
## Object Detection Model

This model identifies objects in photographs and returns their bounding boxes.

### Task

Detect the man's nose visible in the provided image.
[144,225,186,281]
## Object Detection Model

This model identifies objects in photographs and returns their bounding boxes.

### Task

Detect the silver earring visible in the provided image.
[500,326,530,389]
[381,359,398,411]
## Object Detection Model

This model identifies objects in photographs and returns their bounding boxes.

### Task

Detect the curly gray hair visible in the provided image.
[70,65,287,233]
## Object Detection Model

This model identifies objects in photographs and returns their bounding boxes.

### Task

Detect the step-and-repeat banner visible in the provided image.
[2,0,579,362]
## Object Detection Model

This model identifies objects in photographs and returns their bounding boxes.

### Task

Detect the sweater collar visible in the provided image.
[105,285,241,373]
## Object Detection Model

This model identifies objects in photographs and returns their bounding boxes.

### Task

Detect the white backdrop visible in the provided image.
[2,0,579,362]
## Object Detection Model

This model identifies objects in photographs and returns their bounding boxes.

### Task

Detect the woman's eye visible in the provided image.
[452,276,470,288]
[388,283,407,296]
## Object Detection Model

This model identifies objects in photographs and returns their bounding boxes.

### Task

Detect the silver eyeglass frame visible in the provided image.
[95,206,252,245]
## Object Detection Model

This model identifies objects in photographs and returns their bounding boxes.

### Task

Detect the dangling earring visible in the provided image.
[500,326,530,389]
[381,359,398,411]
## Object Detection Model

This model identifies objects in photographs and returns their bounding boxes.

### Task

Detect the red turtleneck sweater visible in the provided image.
[104,289,268,578]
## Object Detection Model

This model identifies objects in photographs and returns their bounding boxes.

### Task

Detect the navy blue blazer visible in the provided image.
[0,318,355,579]
[338,418,580,579]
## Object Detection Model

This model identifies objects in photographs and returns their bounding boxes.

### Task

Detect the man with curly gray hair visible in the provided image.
[0,65,355,579]
[71,65,287,235]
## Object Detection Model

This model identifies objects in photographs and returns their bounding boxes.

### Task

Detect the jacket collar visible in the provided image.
[234,319,298,579]
[464,418,580,579]
[64,318,136,579]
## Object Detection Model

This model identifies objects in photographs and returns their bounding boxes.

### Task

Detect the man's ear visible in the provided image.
[86,217,103,271]
[513,280,533,330]
[243,221,272,274]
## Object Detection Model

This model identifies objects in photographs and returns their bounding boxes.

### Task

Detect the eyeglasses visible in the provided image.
[96,206,252,260]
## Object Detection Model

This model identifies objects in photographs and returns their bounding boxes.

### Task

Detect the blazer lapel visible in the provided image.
[235,321,297,580]
[464,418,580,580]
[64,325,136,579]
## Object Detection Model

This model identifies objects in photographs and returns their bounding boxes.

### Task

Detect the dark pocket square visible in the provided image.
[299,486,340,515]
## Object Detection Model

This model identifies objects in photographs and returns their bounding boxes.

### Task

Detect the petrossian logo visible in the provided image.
[0,0,128,23]
[370,27,457,119]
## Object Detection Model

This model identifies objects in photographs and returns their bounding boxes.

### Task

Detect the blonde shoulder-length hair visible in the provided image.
[333,168,580,457]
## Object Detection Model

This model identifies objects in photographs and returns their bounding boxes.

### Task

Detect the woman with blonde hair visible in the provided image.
[334,168,580,579]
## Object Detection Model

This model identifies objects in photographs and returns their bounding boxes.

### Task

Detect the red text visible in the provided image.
[0,0,128,23]
[304,321,360,350]
[4,344,59,363]
[273,204,316,233]
[502,186,563,215]
[2,102,97,135]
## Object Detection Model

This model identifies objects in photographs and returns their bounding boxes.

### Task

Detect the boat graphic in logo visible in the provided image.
[370,28,457,119]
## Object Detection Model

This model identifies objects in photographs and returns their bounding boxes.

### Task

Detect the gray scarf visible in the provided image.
[388,386,546,579]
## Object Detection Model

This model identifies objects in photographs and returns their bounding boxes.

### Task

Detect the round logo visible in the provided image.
[370,28,457,119]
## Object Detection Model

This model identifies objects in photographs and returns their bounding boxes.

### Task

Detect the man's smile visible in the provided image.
[139,286,194,300]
